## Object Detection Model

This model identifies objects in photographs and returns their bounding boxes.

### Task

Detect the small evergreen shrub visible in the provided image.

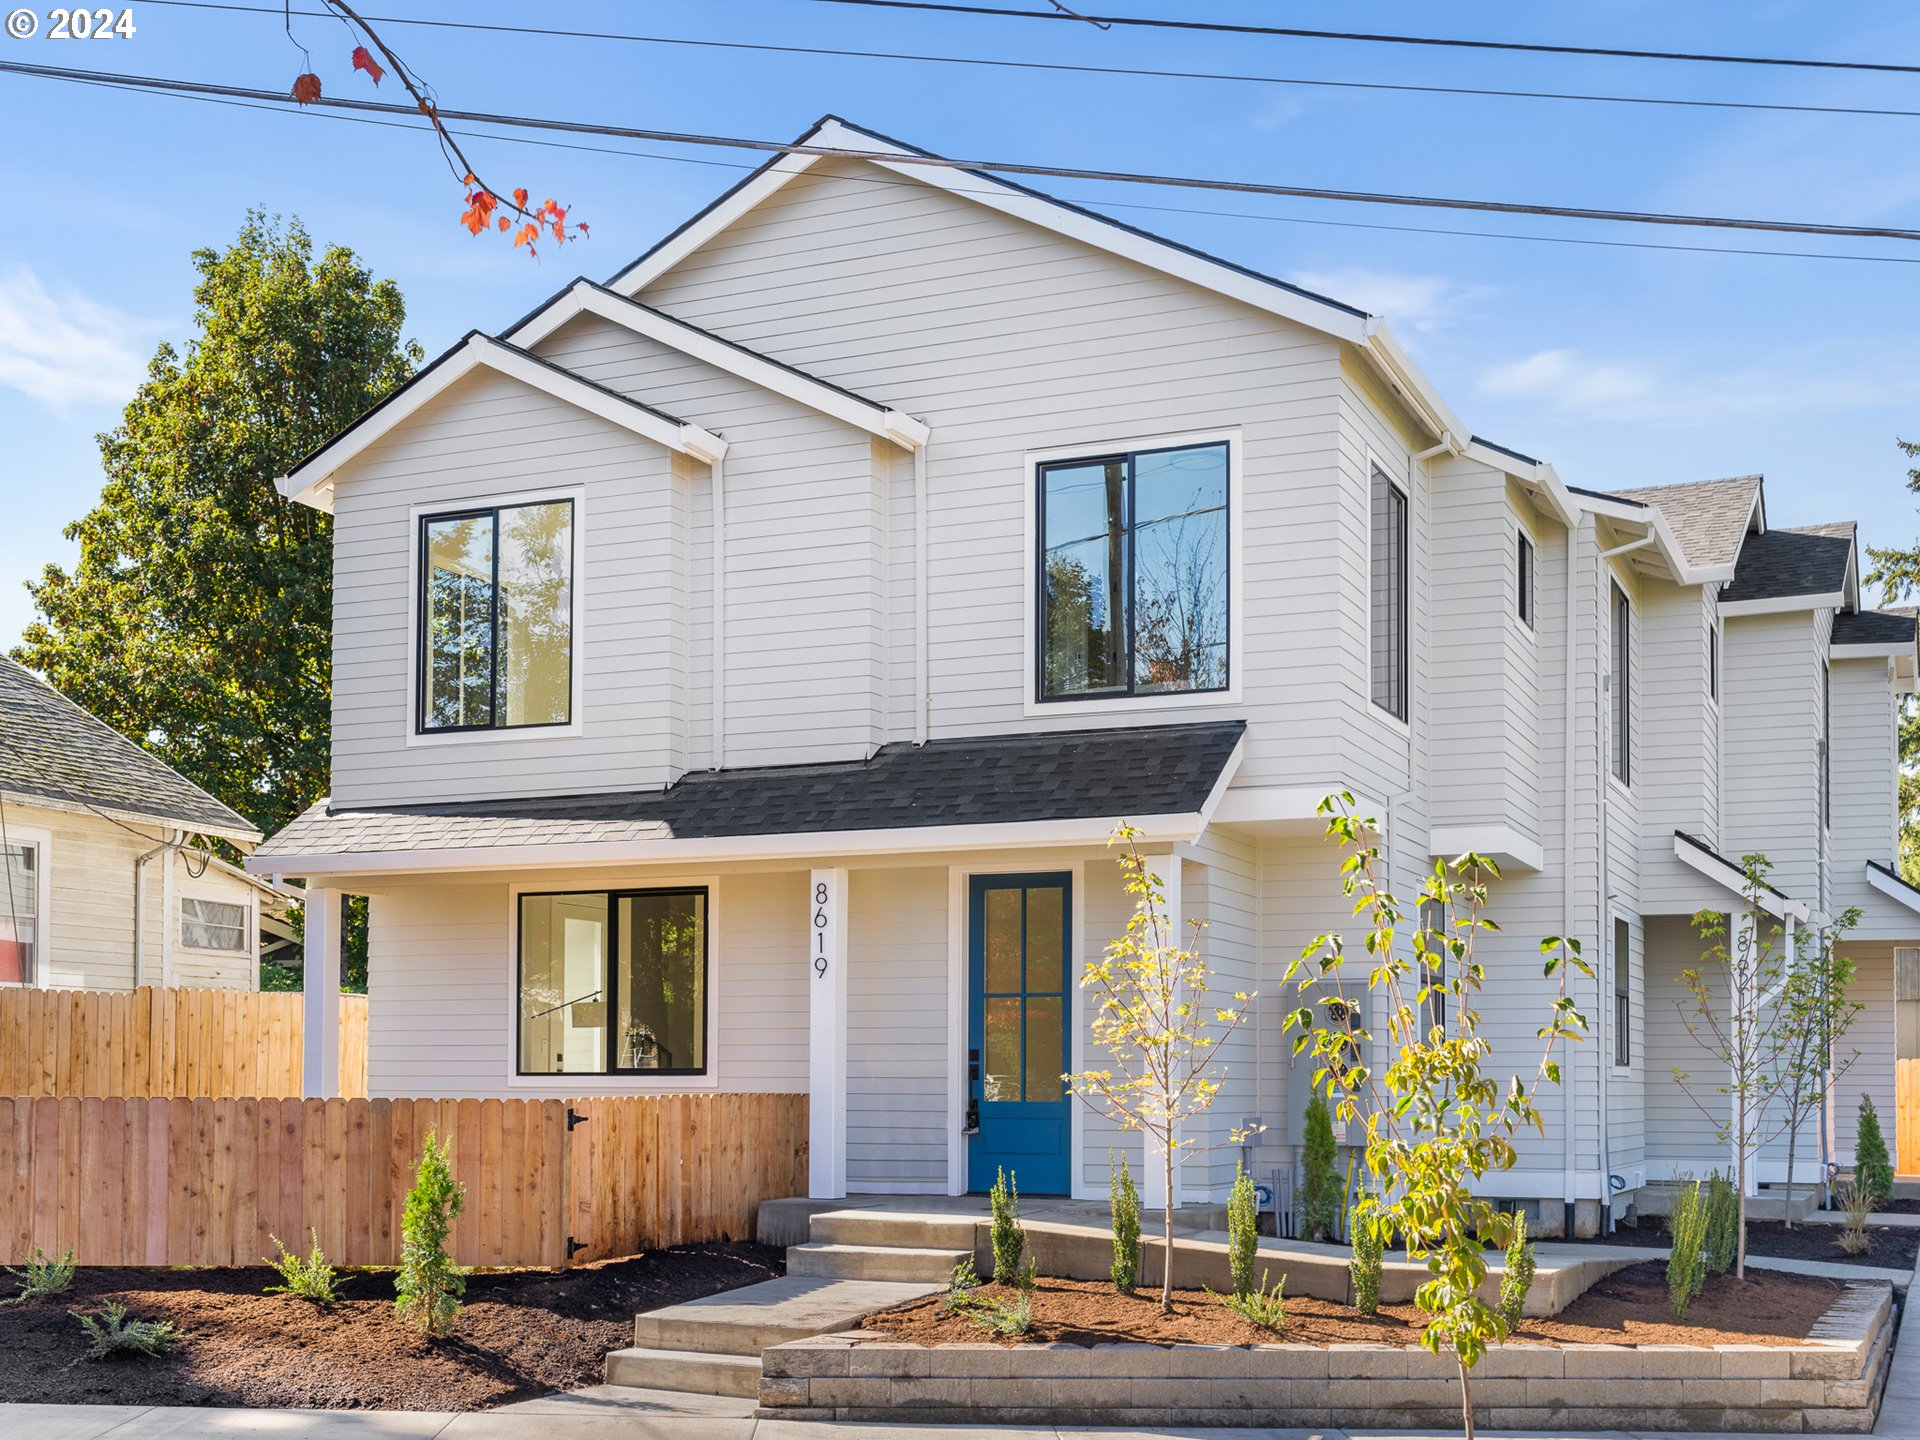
[1218,1269,1287,1331]
[1297,1094,1341,1241]
[395,1131,467,1337]
[265,1230,344,1306]
[989,1166,1025,1285]
[1703,1169,1739,1276]
[1348,1204,1384,1316]
[72,1302,179,1360]
[1,1247,75,1305]
[1497,1211,1534,1331]
[1109,1151,1141,1294]
[1856,1096,1894,1211]
[1666,1180,1709,1318]
[1228,1160,1259,1299]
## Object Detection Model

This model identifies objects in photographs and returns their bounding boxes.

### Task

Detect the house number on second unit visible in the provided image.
[812,880,833,977]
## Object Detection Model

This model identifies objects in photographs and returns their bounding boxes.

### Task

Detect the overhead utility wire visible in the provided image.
[5,59,1920,243]
[132,0,1920,124]
[52,68,1920,267]
[803,0,1920,77]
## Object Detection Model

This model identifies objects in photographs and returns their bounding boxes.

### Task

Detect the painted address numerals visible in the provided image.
[812,879,833,978]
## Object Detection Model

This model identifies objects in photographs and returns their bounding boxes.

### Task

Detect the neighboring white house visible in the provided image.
[251,116,1919,1234]
[1,656,286,990]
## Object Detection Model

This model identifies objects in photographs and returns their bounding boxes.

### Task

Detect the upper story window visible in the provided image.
[1708,622,1720,703]
[419,500,575,733]
[1610,581,1632,785]
[1037,441,1228,702]
[1516,530,1536,630]
[1370,464,1409,720]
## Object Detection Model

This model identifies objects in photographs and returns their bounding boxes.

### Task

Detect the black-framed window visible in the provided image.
[1037,440,1229,701]
[1610,581,1632,785]
[1613,916,1631,1068]
[419,499,574,732]
[516,887,707,1076]
[1516,531,1535,629]
[1708,622,1719,703]
[1370,465,1409,719]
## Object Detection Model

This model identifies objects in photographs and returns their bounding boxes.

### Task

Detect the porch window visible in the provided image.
[1037,440,1229,700]
[517,888,707,1076]
[0,842,38,985]
[180,897,248,953]
[419,499,574,732]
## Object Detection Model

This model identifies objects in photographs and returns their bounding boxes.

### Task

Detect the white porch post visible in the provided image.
[1733,908,1757,1197]
[302,886,342,1099]
[809,868,849,1198]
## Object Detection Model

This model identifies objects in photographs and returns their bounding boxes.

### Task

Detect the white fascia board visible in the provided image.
[1209,783,1390,836]
[607,148,826,296]
[1832,642,1913,660]
[1456,440,1577,526]
[1193,732,1249,831]
[276,335,727,512]
[1672,834,1809,922]
[1427,825,1545,874]
[509,282,929,451]
[1360,321,1464,449]
[1867,864,1920,916]
[1720,591,1846,618]
[246,811,1208,879]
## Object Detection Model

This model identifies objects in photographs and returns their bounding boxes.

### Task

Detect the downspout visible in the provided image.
[914,442,929,745]
[712,452,727,771]
[1561,521,1579,1238]
[132,835,171,988]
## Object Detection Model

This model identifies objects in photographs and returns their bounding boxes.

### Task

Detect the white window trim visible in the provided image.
[1610,911,1634,1074]
[1608,576,1633,791]
[1513,515,1538,640]
[1366,449,1412,729]
[406,484,589,748]
[176,885,257,959]
[1706,612,1722,713]
[0,823,53,990]
[1021,428,1243,719]
[503,872,722,1092]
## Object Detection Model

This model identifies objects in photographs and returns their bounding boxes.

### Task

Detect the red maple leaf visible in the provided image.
[290,72,323,105]
[351,46,384,86]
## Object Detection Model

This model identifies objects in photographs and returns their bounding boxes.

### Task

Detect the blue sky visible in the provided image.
[3,0,1920,645]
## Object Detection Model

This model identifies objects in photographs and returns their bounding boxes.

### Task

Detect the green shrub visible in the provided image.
[1703,1170,1739,1276]
[1218,1269,1287,1331]
[1667,1181,1708,1319]
[989,1166,1025,1285]
[1856,1096,1894,1211]
[947,1256,981,1293]
[1349,1203,1384,1316]
[952,1287,1031,1337]
[395,1131,467,1337]
[1,1247,75,1305]
[265,1230,344,1306]
[1298,1095,1341,1241]
[1497,1211,1534,1331]
[72,1302,179,1360]
[1228,1160,1259,1299]
[1109,1152,1141,1294]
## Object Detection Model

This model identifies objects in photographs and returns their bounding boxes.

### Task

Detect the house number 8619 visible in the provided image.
[812,881,831,977]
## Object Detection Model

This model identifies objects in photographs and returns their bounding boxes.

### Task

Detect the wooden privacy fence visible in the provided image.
[0,1092,807,1268]
[1898,1058,1919,1173]
[0,987,368,1100]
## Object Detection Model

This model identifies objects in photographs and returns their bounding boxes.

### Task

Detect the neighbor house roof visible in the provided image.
[1719,523,1857,609]
[1609,476,1763,571]
[1832,608,1917,648]
[252,722,1246,874]
[0,658,260,841]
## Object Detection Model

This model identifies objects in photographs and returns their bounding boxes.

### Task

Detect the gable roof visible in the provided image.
[276,332,730,513]
[505,278,930,450]
[0,658,260,842]
[1609,476,1763,571]
[1720,522,1857,611]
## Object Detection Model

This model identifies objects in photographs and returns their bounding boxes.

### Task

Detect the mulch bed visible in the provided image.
[1591,1217,1919,1271]
[0,1242,782,1411]
[863,1262,1841,1349]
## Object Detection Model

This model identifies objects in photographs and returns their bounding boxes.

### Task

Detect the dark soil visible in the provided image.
[1593,1216,1919,1271]
[0,1242,782,1411]
[863,1261,1839,1349]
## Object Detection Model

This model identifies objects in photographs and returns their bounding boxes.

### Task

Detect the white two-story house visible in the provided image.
[252,117,1917,1235]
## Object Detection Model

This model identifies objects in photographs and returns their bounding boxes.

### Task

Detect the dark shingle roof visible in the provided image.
[1832,609,1918,647]
[0,658,259,839]
[1720,524,1855,605]
[1609,476,1760,570]
[256,722,1246,860]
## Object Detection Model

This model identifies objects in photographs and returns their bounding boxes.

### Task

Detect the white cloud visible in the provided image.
[0,268,153,411]
[1286,266,1490,332]
[1479,348,1655,409]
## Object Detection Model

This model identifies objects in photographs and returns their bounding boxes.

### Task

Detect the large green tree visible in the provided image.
[11,213,421,839]
[1863,437,1920,880]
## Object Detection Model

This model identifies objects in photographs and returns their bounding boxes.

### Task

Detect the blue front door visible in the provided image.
[967,873,1072,1196]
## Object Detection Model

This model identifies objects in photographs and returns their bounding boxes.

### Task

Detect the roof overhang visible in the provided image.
[506,279,931,451]
[1866,861,1920,917]
[1209,783,1390,838]
[275,333,729,513]
[1720,591,1847,618]
[1573,491,1722,586]
[1429,824,1545,874]
[1673,831,1808,922]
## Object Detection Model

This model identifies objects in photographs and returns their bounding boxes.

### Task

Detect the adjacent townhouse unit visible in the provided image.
[1,657,291,991]
[252,116,1918,1234]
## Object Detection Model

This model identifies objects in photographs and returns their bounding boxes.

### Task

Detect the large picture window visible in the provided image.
[419,499,574,732]
[517,888,707,1076]
[1037,440,1229,701]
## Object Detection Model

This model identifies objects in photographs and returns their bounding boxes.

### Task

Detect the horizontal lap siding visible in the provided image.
[1829,658,1904,934]
[847,867,948,1192]
[1644,914,1722,1175]
[1638,586,1720,914]
[1834,943,1898,1163]
[1182,829,1259,1201]
[1721,611,1820,899]
[3,801,170,992]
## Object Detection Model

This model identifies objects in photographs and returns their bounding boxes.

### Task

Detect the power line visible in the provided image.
[134,0,1920,124]
[6,58,1920,243]
[54,67,1920,268]
[803,0,1920,77]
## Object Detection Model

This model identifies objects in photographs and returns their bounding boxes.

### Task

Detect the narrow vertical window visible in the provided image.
[1516,531,1535,629]
[1371,465,1409,719]
[1610,581,1631,785]
[1708,622,1719,702]
[1613,916,1631,1068]
[1822,661,1832,830]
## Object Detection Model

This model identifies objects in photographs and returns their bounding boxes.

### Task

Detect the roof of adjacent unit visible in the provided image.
[1609,476,1762,571]
[0,658,259,840]
[1719,523,1856,605]
[1833,609,1918,647]
[254,721,1246,860]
